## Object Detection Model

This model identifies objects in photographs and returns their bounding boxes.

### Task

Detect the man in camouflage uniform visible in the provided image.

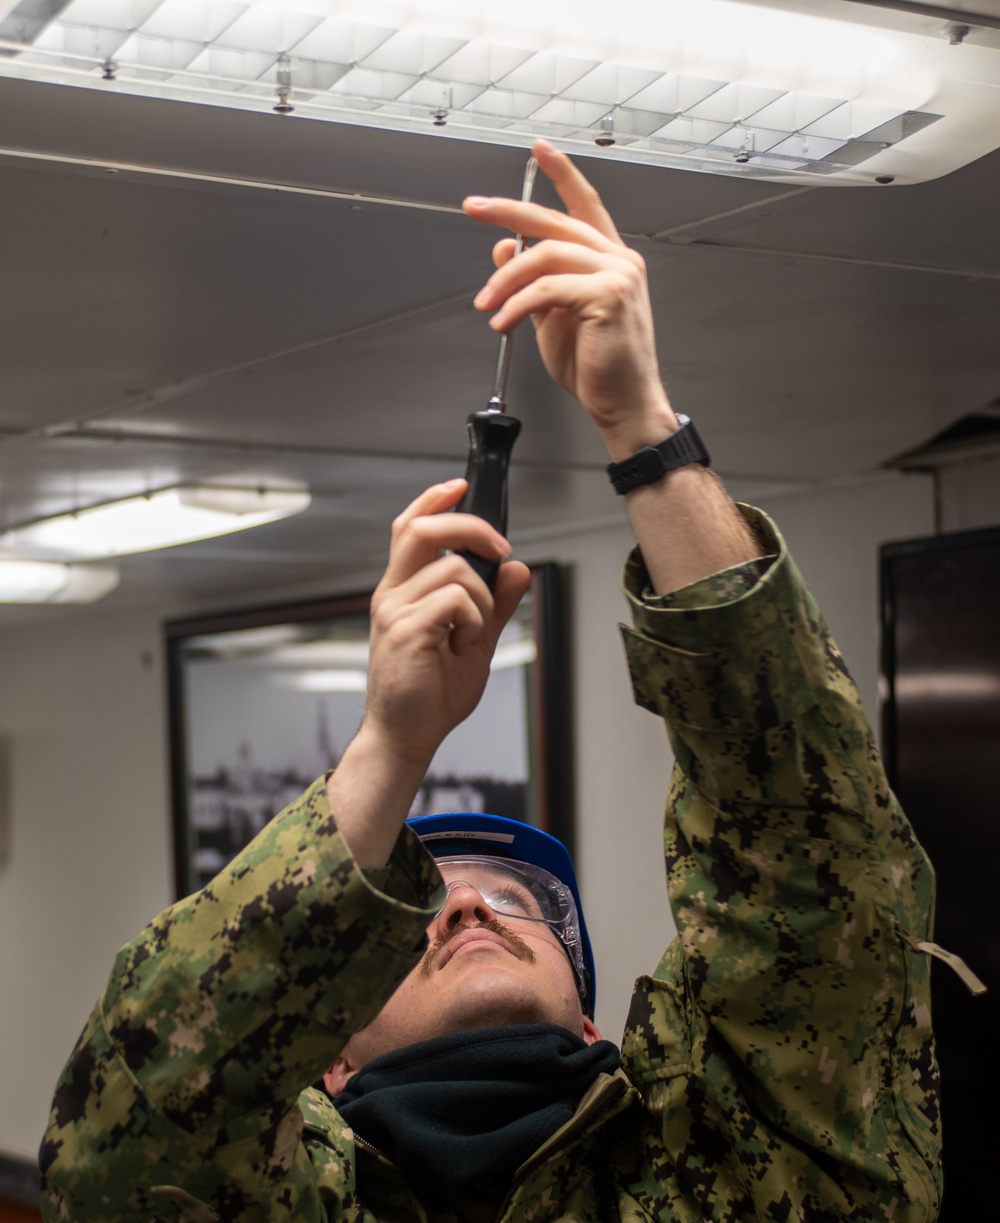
[40,142,941,1222]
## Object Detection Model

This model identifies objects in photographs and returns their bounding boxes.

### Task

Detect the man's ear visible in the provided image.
[323,1051,358,1098]
[582,1016,602,1046]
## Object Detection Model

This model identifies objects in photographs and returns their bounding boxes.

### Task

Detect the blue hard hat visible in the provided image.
[407,812,596,1016]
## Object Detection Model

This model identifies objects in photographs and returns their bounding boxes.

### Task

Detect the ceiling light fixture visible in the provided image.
[0,558,120,603]
[2,486,311,560]
[288,669,370,692]
[281,626,536,691]
[0,0,999,183]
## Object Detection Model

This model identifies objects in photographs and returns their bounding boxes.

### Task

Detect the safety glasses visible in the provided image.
[433,855,587,1005]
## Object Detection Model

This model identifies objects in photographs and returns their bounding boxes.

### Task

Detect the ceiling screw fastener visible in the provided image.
[875,175,895,184]
[274,52,294,114]
[946,23,971,45]
[432,86,452,127]
[101,59,117,81]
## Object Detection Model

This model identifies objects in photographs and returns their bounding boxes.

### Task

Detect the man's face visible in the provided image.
[327,860,599,1090]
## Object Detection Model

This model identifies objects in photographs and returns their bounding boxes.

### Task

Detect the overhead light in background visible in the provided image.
[269,640,372,668]
[2,486,311,560]
[277,622,536,691]
[492,636,537,670]
[287,669,369,693]
[272,640,372,692]
[0,558,120,603]
[0,0,999,183]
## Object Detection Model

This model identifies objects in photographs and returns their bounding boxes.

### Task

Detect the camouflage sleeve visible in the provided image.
[40,775,444,1222]
[617,506,941,1221]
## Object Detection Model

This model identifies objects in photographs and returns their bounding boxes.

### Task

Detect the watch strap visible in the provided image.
[606,415,711,495]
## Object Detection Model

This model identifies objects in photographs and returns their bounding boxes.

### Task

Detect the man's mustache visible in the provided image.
[421,919,536,976]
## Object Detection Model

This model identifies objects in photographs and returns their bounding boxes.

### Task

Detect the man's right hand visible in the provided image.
[464,139,677,463]
[465,141,760,595]
[326,480,530,868]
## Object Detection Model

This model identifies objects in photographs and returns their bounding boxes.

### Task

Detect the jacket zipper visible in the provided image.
[353,1132,391,1162]
[898,926,987,996]
[351,1131,439,1223]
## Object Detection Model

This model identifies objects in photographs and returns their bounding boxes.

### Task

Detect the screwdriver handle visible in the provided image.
[458,410,521,591]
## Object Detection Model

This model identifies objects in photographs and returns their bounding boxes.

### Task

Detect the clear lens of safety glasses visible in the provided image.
[434,855,585,999]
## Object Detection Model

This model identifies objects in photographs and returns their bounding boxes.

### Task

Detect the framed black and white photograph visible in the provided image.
[165,565,571,897]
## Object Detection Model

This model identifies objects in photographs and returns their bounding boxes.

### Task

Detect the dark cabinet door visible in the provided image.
[882,527,1000,1219]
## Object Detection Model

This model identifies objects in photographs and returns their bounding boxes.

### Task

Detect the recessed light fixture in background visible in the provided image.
[2,486,311,562]
[0,558,120,604]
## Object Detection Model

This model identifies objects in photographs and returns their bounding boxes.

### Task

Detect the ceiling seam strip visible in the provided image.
[730,466,929,502]
[24,425,612,473]
[648,236,1000,281]
[10,423,829,488]
[649,186,818,240]
[0,145,467,217]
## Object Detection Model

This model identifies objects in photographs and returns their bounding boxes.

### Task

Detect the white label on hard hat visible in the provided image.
[419,830,516,844]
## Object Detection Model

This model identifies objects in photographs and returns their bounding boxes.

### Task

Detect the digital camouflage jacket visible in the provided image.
[40,509,941,1222]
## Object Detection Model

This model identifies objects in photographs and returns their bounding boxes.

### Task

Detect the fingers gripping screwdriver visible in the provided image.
[458,155,538,590]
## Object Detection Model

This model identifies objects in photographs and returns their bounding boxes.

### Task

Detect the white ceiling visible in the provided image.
[1,48,999,623]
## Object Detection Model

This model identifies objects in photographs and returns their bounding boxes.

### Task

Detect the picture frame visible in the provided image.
[165,564,572,898]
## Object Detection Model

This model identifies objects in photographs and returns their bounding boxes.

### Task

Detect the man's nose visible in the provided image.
[433,881,497,934]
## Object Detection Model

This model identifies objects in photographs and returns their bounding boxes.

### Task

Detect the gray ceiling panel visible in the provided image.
[698,146,1000,270]
[1,69,999,620]
[0,160,496,431]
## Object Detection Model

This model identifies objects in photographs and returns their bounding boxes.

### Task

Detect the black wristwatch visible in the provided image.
[606,414,711,495]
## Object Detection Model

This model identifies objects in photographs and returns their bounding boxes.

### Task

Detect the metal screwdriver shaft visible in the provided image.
[458,155,538,590]
[488,155,538,412]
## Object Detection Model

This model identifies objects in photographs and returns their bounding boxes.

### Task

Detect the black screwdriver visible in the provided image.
[458,155,538,590]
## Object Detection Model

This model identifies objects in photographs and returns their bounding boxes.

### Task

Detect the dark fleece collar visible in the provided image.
[330,1022,620,1203]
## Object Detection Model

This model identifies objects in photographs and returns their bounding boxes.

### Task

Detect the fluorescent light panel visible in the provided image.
[2,486,310,559]
[0,559,120,603]
[2,0,999,183]
[288,669,369,692]
[280,626,535,691]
